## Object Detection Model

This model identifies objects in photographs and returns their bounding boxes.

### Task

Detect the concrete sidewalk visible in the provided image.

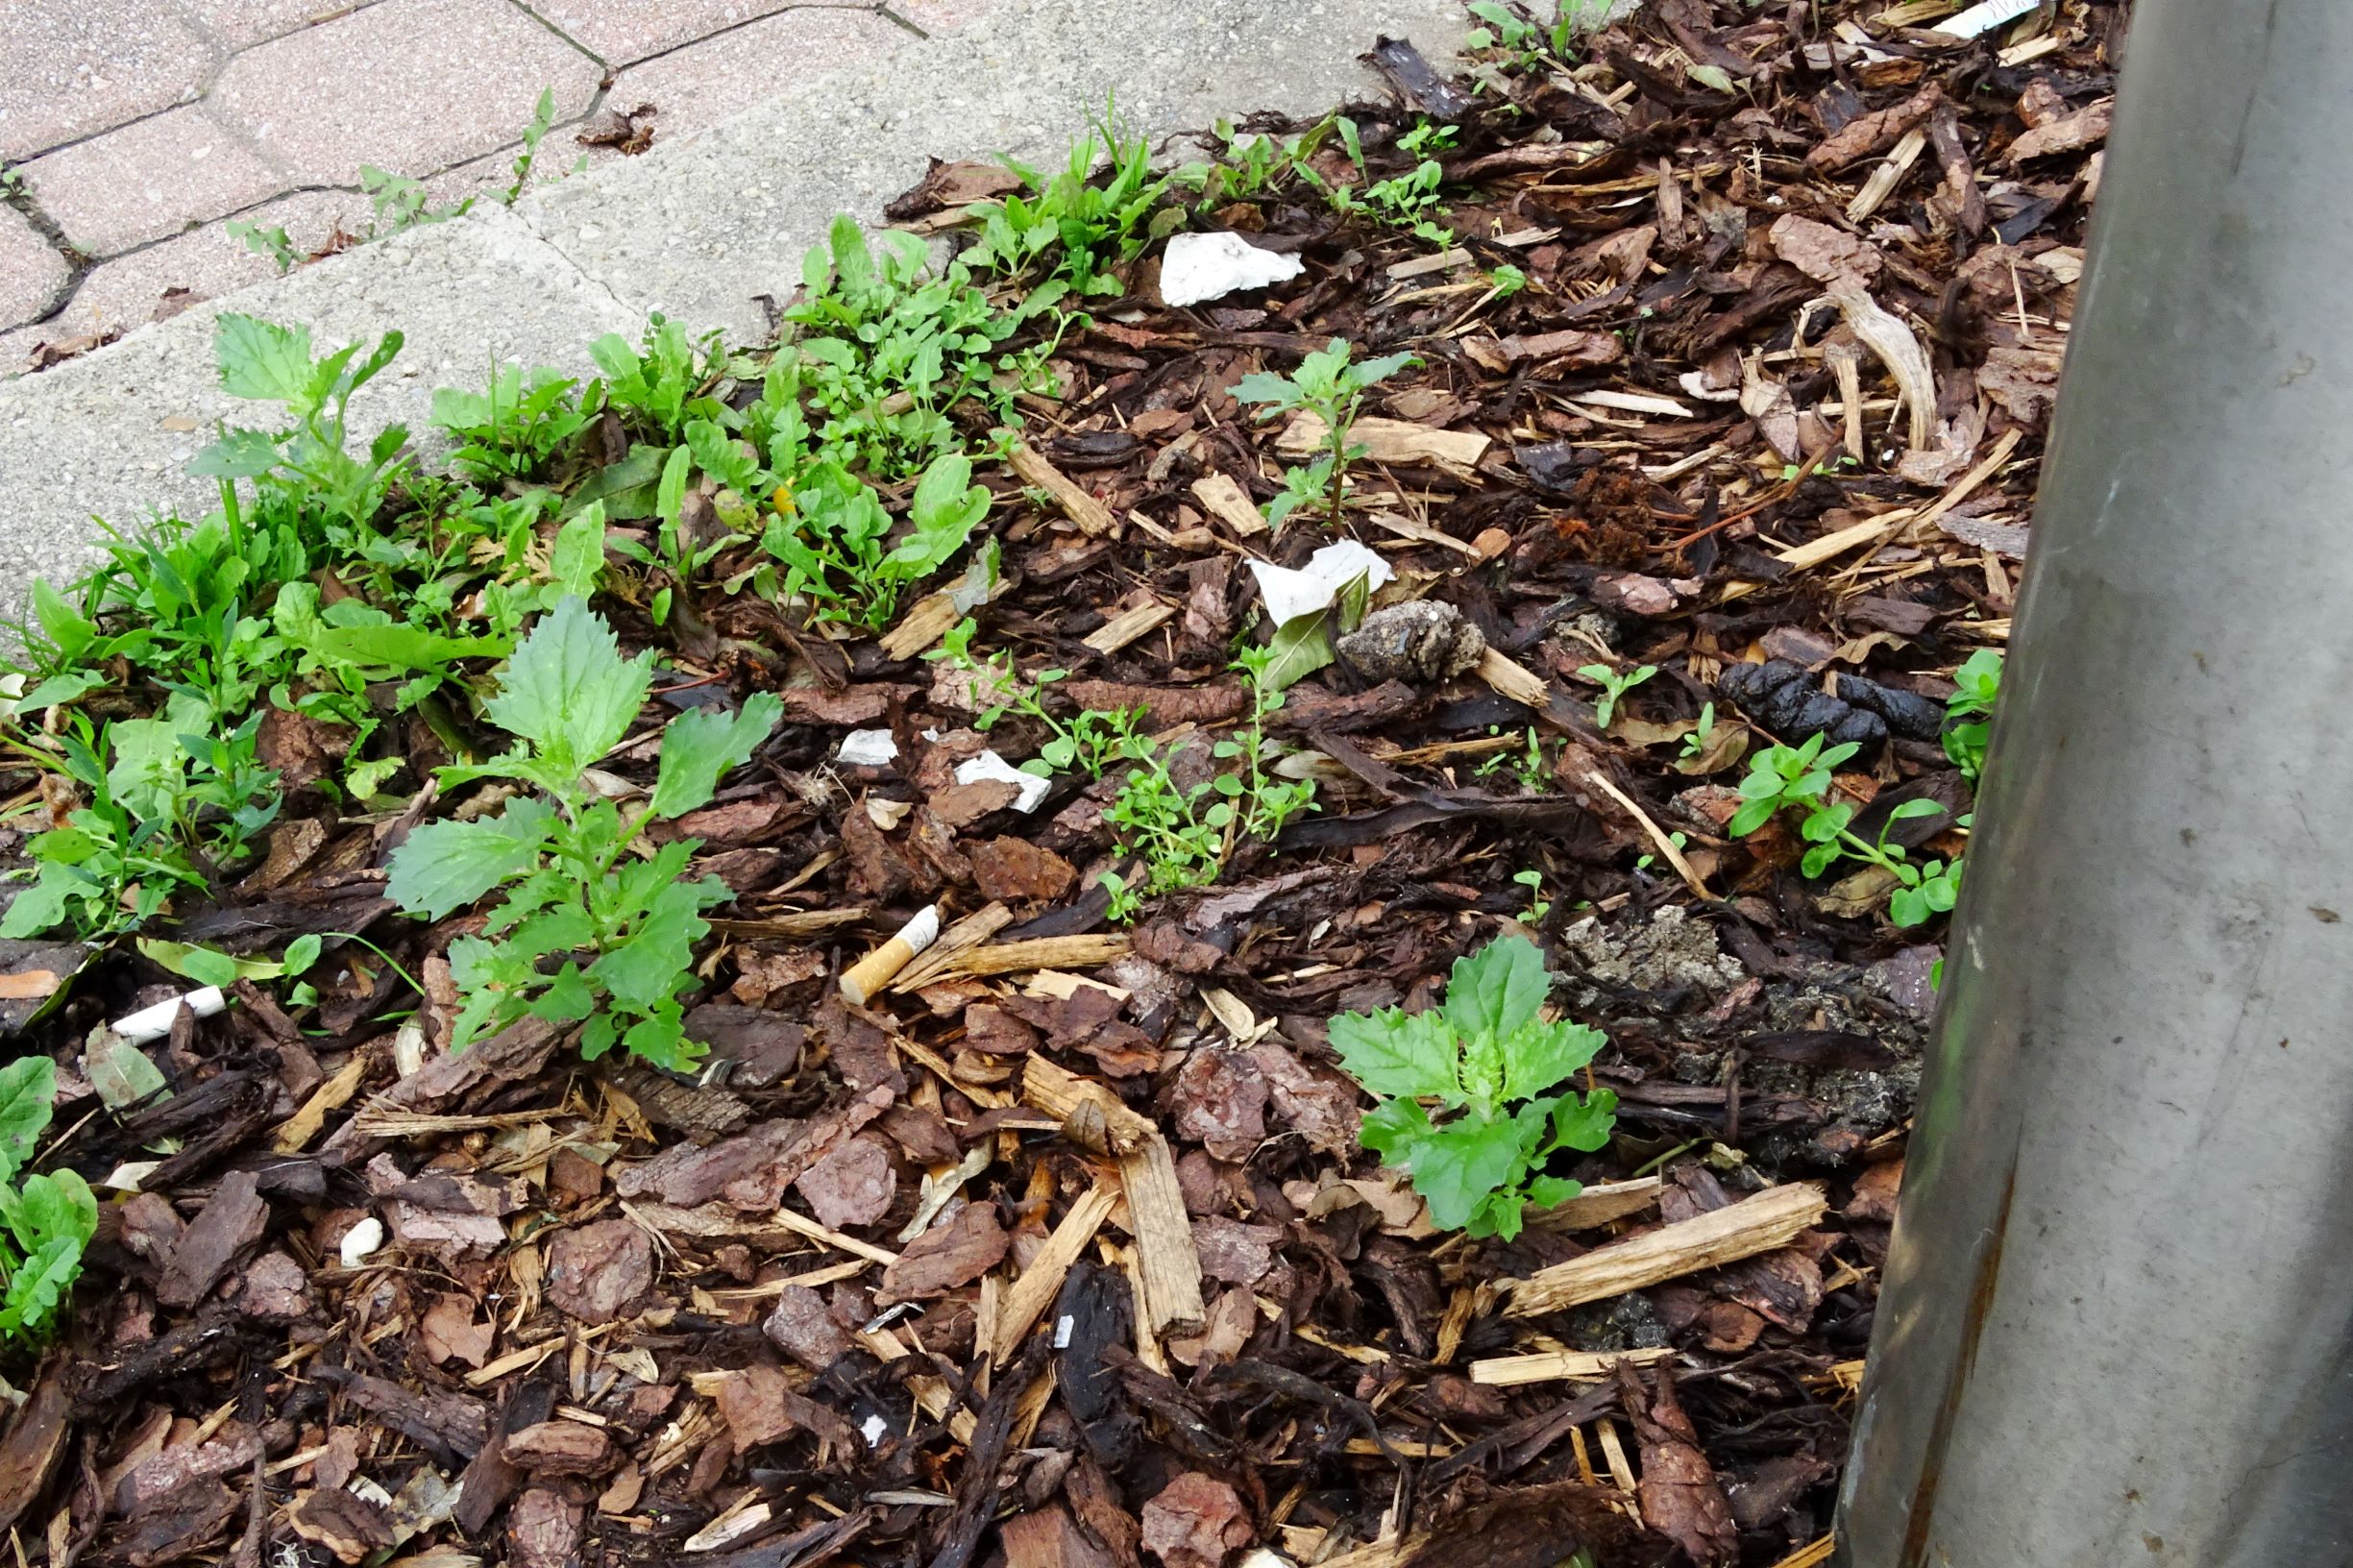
[0,0,1465,621]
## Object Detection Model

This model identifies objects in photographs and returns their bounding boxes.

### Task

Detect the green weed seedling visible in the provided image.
[0,700,278,940]
[1172,118,1329,211]
[760,453,991,633]
[780,215,1062,481]
[1512,869,1552,922]
[1579,661,1657,727]
[964,119,1171,297]
[1235,338,1419,528]
[1097,643,1317,922]
[1679,701,1717,762]
[591,316,729,446]
[1465,0,1591,67]
[933,618,1142,780]
[431,362,594,483]
[0,1058,96,1348]
[1943,649,2002,785]
[1730,733,1962,928]
[385,598,781,1069]
[1332,933,1617,1239]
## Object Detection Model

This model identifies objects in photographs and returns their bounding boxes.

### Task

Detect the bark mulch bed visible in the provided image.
[0,1,2120,1564]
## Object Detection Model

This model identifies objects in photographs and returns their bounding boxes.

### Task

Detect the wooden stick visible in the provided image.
[921,934,1130,983]
[992,1182,1118,1364]
[1585,772,1712,901]
[839,906,939,1004]
[1021,1056,1205,1336]
[888,902,1012,993]
[771,1206,901,1267]
[1528,1176,1663,1232]
[1504,1183,1827,1317]
[1008,440,1116,536]
[1470,1347,1674,1386]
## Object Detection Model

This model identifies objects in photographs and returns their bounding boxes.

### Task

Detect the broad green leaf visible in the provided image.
[385,797,557,920]
[0,1057,56,1187]
[1328,1006,1458,1101]
[30,579,97,661]
[549,502,607,602]
[214,313,314,406]
[588,871,723,1011]
[683,421,763,499]
[0,872,74,942]
[485,597,653,776]
[283,934,322,977]
[1550,1089,1618,1153]
[656,443,693,528]
[1402,1110,1527,1233]
[650,693,784,819]
[624,1003,703,1072]
[185,427,282,479]
[135,939,261,987]
[1442,935,1548,1051]
[1502,1018,1608,1102]
[0,1234,85,1340]
[1259,611,1335,693]
[13,671,104,715]
[88,1041,169,1113]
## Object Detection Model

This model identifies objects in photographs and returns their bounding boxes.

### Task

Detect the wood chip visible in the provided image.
[1189,473,1267,536]
[991,1181,1117,1364]
[1274,414,1490,468]
[1022,1056,1205,1337]
[1505,1184,1827,1317]
[1469,1347,1674,1385]
[1008,440,1116,536]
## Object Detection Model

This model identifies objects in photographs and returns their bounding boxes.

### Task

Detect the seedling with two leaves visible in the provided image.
[385,598,781,1069]
[1331,934,1617,1239]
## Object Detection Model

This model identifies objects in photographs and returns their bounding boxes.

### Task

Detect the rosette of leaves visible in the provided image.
[1330,934,1617,1239]
[386,598,780,1070]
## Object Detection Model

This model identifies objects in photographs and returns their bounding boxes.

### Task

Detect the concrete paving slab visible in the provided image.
[37,189,374,345]
[178,0,394,50]
[20,107,287,258]
[0,211,70,332]
[0,206,636,607]
[208,0,603,185]
[0,0,218,163]
[603,9,914,145]
[519,0,1468,348]
[527,0,862,67]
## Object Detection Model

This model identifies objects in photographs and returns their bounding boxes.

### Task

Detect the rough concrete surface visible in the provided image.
[0,0,1466,619]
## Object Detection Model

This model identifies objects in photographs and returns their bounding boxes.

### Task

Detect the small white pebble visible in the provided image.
[339,1216,385,1267]
[861,1413,889,1448]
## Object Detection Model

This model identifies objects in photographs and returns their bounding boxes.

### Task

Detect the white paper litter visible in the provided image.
[339,1215,386,1267]
[1160,231,1306,307]
[1247,541,1395,626]
[954,750,1053,813]
[113,986,226,1045]
[838,728,900,767]
[1934,0,2037,37]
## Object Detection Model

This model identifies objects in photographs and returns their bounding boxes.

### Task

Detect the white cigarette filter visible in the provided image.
[837,905,942,1004]
[112,986,227,1044]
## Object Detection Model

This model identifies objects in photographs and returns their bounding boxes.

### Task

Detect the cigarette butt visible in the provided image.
[113,986,227,1044]
[839,906,941,1005]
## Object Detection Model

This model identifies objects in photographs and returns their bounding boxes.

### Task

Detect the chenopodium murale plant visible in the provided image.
[386,597,780,1070]
[1329,934,1618,1239]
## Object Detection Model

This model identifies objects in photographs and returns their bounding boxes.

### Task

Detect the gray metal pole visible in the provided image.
[1832,1,2353,1563]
